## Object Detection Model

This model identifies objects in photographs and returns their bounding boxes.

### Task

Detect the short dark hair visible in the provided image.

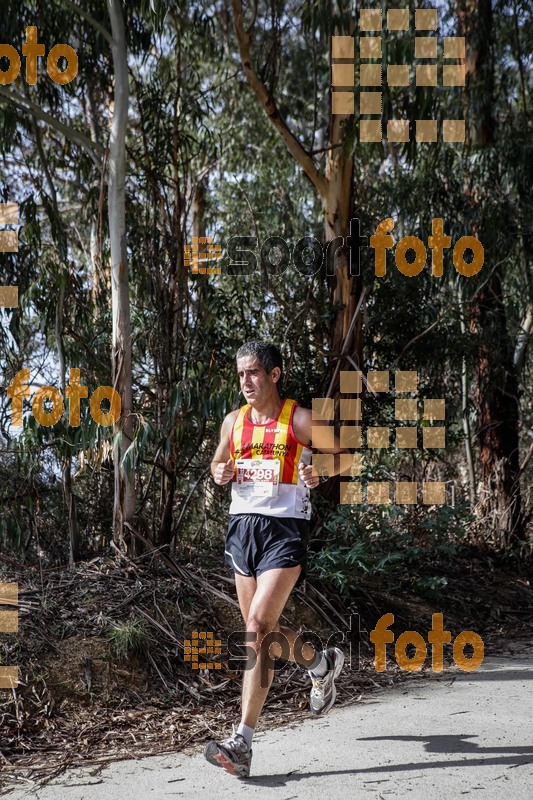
[236,341,283,384]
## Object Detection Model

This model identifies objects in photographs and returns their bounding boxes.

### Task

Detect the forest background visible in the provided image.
[0,0,531,784]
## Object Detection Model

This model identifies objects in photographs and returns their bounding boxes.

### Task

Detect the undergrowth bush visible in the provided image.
[106,616,154,661]
[309,498,473,598]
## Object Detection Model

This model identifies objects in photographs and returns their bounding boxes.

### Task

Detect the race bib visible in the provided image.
[235,458,280,498]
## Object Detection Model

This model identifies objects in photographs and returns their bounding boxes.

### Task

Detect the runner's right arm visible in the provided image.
[210,410,239,485]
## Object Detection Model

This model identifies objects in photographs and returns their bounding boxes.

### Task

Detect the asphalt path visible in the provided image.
[4,642,532,799]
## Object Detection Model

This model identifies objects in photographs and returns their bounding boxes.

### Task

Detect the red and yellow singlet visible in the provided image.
[229,398,312,519]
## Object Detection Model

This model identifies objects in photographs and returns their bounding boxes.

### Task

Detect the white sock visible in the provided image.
[310,650,329,677]
[237,722,254,748]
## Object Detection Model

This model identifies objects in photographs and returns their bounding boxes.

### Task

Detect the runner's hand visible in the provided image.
[298,462,320,489]
[214,458,235,486]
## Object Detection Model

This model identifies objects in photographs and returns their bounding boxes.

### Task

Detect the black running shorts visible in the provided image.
[224,513,310,588]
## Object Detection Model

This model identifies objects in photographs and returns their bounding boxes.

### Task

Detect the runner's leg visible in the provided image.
[240,566,312,729]
[234,573,257,623]
[235,572,317,668]
[278,625,317,668]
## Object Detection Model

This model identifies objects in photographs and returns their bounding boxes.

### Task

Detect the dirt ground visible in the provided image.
[1,549,532,791]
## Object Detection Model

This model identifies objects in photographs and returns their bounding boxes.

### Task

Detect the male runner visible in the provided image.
[204,341,346,779]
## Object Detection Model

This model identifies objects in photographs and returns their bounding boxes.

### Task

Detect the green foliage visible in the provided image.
[309,500,472,596]
[106,616,154,662]
[0,0,530,561]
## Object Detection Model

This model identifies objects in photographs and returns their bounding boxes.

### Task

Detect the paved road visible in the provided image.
[4,643,532,799]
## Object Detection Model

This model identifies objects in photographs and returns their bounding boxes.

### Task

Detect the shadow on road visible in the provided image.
[446,667,533,681]
[246,734,533,788]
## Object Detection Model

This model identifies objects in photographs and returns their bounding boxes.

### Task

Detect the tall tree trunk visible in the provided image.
[459,286,477,506]
[460,0,524,545]
[468,276,522,544]
[56,280,81,565]
[86,80,105,304]
[108,0,135,549]
[191,179,216,532]
[323,112,362,369]
[156,39,188,547]
[231,0,363,373]
[458,0,495,146]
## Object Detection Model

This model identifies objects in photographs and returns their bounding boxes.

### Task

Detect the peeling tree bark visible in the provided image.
[108,0,136,548]
[323,106,361,363]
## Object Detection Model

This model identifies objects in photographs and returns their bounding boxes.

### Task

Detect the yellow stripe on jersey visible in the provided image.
[230,398,303,485]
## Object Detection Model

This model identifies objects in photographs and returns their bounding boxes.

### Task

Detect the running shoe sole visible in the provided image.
[204,741,251,778]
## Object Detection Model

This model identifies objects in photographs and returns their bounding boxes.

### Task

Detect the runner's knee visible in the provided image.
[246,615,280,649]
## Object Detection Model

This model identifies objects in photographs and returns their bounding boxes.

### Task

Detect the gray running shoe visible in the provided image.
[309,647,345,715]
[204,724,252,778]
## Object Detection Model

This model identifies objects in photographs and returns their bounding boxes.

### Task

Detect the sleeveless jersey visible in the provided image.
[229,398,312,519]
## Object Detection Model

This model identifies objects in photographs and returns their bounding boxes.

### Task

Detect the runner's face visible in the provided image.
[237,356,277,405]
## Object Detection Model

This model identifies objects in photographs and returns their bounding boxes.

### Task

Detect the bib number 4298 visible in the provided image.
[236,459,280,497]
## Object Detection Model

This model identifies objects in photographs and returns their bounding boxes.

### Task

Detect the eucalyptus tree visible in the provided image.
[228,0,363,369]
[223,0,532,547]
[455,0,531,545]
[0,1,106,557]
[0,0,150,552]
[351,0,532,547]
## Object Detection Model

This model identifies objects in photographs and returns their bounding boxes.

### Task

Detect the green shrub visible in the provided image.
[309,498,472,596]
[106,616,153,661]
